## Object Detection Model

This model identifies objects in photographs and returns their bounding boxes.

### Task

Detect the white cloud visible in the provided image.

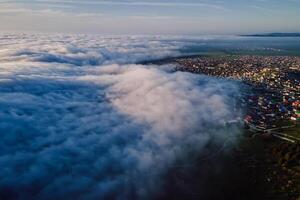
[0,33,242,199]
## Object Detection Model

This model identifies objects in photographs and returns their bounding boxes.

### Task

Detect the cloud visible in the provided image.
[0,34,184,65]
[248,5,273,13]
[1,0,300,34]
[0,2,93,17]
[3,0,228,10]
[0,33,242,199]
[0,0,232,34]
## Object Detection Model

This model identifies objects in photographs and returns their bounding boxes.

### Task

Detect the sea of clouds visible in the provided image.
[0,33,242,200]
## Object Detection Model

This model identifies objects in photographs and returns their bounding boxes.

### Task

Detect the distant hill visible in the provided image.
[241,33,300,37]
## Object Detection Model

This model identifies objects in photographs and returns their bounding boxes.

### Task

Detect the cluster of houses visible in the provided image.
[176,55,300,130]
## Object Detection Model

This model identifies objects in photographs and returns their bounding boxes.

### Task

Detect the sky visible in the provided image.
[0,0,300,35]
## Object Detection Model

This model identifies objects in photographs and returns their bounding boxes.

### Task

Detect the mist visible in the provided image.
[0,33,242,199]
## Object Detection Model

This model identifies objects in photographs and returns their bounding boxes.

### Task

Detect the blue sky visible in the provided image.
[0,0,300,34]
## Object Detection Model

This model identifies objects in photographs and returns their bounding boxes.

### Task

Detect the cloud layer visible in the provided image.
[0,33,242,199]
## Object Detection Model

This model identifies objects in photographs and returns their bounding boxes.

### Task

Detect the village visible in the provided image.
[175,55,300,133]
[174,55,300,198]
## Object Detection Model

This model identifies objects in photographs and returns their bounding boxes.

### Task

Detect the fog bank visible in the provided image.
[0,33,242,199]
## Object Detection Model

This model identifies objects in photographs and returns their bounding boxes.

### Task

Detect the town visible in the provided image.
[174,55,300,197]
[175,55,300,135]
